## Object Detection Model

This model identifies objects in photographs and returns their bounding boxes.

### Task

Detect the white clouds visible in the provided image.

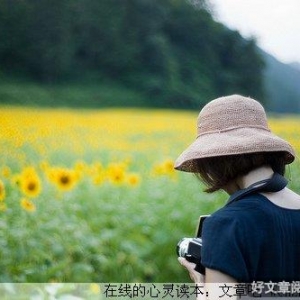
[209,0,300,63]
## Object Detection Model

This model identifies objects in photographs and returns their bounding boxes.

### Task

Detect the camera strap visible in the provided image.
[226,172,288,206]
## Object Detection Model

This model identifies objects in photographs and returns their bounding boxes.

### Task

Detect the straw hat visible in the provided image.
[174,95,295,172]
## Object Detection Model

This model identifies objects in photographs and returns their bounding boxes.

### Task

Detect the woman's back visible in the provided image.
[201,193,300,282]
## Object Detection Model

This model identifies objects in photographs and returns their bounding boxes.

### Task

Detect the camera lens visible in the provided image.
[176,238,193,257]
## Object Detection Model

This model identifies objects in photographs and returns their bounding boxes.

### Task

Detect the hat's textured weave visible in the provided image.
[174,95,295,172]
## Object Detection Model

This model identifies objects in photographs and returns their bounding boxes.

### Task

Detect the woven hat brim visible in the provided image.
[174,127,295,172]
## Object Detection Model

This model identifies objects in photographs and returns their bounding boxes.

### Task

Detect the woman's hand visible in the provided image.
[178,257,205,283]
[178,258,238,300]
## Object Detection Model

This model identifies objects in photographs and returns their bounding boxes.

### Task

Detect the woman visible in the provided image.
[174,95,300,293]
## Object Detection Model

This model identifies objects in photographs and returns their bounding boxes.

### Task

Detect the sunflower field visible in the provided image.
[0,106,300,283]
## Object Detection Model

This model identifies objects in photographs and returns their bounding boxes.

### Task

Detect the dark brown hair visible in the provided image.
[194,152,286,193]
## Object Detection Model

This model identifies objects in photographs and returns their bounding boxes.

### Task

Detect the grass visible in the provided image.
[0,77,148,108]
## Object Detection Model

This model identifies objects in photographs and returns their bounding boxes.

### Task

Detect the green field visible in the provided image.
[0,106,299,284]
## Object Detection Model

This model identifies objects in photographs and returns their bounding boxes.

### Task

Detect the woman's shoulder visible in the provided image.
[205,193,273,229]
[261,188,300,210]
[212,193,268,215]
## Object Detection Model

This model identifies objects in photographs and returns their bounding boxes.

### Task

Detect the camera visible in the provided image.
[177,237,203,263]
[176,215,209,275]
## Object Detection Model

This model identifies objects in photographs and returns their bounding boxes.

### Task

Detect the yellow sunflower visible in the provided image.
[152,159,176,178]
[0,180,6,201]
[20,198,36,212]
[107,163,126,185]
[92,171,106,185]
[57,170,74,190]
[89,162,106,185]
[74,160,87,173]
[162,159,175,174]
[126,173,140,186]
[47,167,79,191]
[20,174,42,198]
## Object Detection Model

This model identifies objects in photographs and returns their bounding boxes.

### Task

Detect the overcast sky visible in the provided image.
[208,0,300,64]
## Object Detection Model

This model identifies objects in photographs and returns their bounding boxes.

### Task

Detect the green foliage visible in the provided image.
[0,79,148,108]
[0,0,265,108]
[0,154,224,283]
[1,105,300,283]
[2,156,300,282]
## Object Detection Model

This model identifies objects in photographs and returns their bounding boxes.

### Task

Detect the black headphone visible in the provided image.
[226,173,288,206]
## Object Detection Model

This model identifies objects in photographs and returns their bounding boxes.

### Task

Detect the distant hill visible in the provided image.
[261,50,300,113]
[0,0,265,109]
[289,62,300,72]
[0,0,298,112]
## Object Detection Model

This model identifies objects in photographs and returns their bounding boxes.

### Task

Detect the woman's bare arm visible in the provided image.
[178,258,238,299]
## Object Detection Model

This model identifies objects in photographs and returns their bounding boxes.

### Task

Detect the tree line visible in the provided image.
[0,0,265,108]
